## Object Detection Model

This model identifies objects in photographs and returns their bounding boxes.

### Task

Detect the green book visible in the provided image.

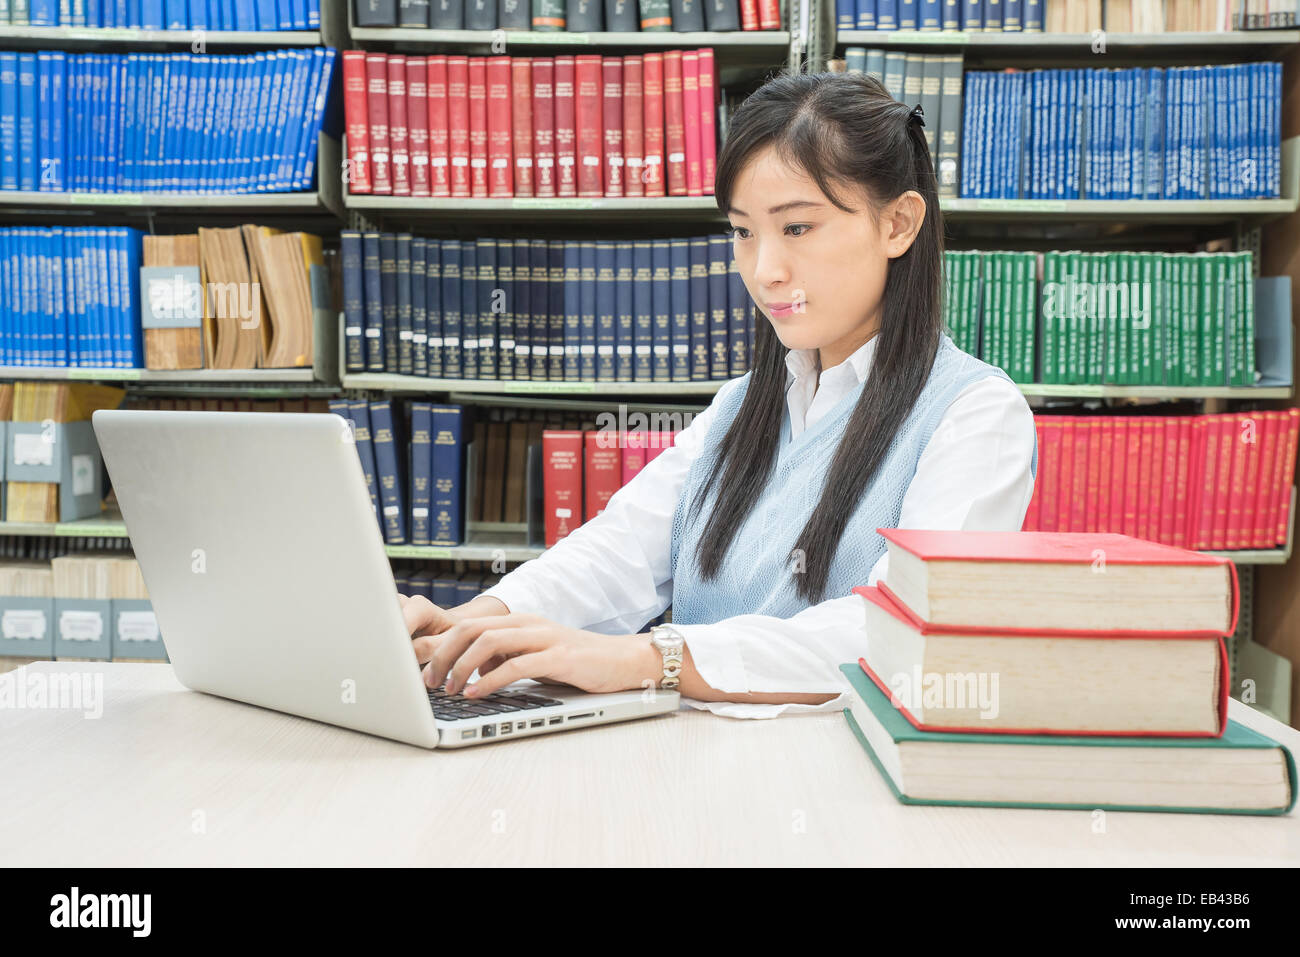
[839,663,1297,815]
[532,0,567,30]
[1240,252,1256,386]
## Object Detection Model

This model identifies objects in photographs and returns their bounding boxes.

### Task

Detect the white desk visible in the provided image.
[2,661,1298,867]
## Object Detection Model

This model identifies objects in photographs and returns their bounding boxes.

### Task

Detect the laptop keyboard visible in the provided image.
[427,685,565,722]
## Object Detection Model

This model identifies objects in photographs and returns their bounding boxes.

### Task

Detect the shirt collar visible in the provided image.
[784,333,879,386]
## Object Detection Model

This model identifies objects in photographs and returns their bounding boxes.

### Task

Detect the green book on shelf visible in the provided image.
[839,663,1297,816]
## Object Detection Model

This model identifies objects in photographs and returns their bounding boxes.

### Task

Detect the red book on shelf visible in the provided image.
[446,55,471,198]
[739,0,759,29]
[574,54,604,198]
[364,53,393,195]
[543,430,584,546]
[1083,415,1101,533]
[1173,417,1192,549]
[1107,418,1126,534]
[427,55,451,198]
[531,57,556,198]
[622,55,644,198]
[1264,411,1286,547]
[1037,417,1061,532]
[644,431,676,462]
[1053,417,1073,533]
[757,0,780,28]
[1021,419,1044,531]
[554,55,577,198]
[405,56,431,198]
[468,56,490,198]
[1149,419,1166,542]
[697,48,716,194]
[1230,412,1251,550]
[601,56,624,198]
[510,57,535,198]
[1069,418,1088,533]
[386,55,411,197]
[1095,417,1113,533]
[1134,419,1154,541]
[681,51,702,196]
[853,586,1230,738]
[662,52,687,196]
[1252,412,1277,549]
[486,55,514,198]
[871,529,1240,639]
[1211,414,1232,550]
[342,51,371,195]
[1158,418,1178,544]
[583,431,622,520]
[641,53,665,198]
[1276,408,1300,545]
[1123,417,1142,538]
[1194,416,1217,551]
[620,432,647,485]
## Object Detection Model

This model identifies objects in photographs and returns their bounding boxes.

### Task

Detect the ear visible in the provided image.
[882,190,926,259]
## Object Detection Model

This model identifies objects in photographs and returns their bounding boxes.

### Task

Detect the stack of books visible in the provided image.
[842,529,1296,814]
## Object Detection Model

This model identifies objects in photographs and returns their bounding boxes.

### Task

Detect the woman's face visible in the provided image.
[725,144,924,369]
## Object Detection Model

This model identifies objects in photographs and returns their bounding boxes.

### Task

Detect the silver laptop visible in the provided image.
[91,409,679,749]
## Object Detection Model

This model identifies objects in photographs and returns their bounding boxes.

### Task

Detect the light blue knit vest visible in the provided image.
[668,335,1037,626]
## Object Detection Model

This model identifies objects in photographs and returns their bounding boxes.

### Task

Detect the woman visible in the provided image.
[400,71,1038,718]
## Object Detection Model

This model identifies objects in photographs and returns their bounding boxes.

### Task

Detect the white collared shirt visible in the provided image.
[480,335,1037,718]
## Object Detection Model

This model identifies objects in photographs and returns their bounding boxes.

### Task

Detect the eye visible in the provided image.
[785,224,812,237]
[728,225,751,240]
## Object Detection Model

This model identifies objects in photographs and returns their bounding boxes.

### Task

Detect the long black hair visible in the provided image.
[687,70,945,604]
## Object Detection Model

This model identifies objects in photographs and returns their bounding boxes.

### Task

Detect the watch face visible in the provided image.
[653,628,681,650]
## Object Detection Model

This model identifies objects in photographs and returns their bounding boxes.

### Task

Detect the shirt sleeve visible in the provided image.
[678,373,1038,719]
[477,375,744,635]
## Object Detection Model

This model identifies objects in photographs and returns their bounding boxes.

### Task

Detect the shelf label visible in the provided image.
[502,381,597,393]
[2,609,47,641]
[59,610,104,642]
[117,611,160,643]
[55,523,128,537]
[511,198,595,209]
[67,193,143,205]
[882,30,970,44]
[386,546,453,559]
[971,199,1070,212]
[507,31,590,44]
[66,368,142,380]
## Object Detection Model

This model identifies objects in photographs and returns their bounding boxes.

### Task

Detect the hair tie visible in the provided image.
[908,103,925,129]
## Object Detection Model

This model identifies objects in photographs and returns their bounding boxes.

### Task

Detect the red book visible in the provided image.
[601,56,624,198]
[697,48,716,195]
[1122,417,1142,538]
[757,0,780,28]
[583,431,622,519]
[342,50,372,195]
[1107,418,1126,533]
[1276,408,1299,545]
[661,52,687,196]
[644,431,675,462]
[1227,412,1249,550]
[364,53,393,195]
[468,56,489,198]
[1241,413,1264,549]
[1083,415,1101,533]
[1054,416,1074,532]
[386,55,411,197]
[681,51,702,197]
[1159,418,1179,545]
[446,55,471,198]
[1211,415,1232,550]
[554,56,577,198]
[405,57,431,197]
[1194,416,1218,550]
[872,528,1240,639]
[1095,417,1112,533]
[531,58,556,198]
[620,430,646,485]
[1173,417,1192,548]
[543,430,584,546]
[1069,417,1088,533]
[641,53,665,198]
[1143,418,1163,542]
[574,54,604,198]
[486,56,514,198]
[622,55,644,198]
[1260,411,1284,547]
[1037,417,1061,532]
[427,55,451,198]
[510,57,534,198]
[854,585,1229,738]
[739,0,759,29]
[1022,419,1044,531]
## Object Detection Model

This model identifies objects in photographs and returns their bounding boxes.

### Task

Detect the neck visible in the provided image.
[818,322,881,374]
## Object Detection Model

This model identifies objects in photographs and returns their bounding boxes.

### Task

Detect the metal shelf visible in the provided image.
[0,367,322,383]
[0,26,324,48]
[350,27,790,49]
[834,28,1300,51]
[342,373,729,395]
[940,196,1300,226]
[1018,383,1295,400]
[343,194,725,221]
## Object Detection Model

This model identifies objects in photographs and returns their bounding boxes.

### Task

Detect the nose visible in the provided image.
[749,236,791,290]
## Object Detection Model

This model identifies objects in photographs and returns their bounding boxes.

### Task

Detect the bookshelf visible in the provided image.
[832,29,1300,54]
[0,26,328,48]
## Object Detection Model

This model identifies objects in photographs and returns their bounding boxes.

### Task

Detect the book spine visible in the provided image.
[584,431,622,520]
[412,236,428,377]
[440,239,462,378]
[342,231,366,372]
[347,400,382,527]
[614,241,633,381]
[476,238,497,379]
[365,53,393,195]
[460,240,478,377]
[410,403,432,546]
[511,57,535,199]
[532,57,556,198]
[554,55,577,198]
[486,55,514,198]
[369,400,408,545]
[543,431,584,546]
[406,57,431,198]
[622,55,645,198]
[396,233,413,375]
[632,241,652,382]
[575,54,604,198]
[431,406,465,546]
[563,242,581,380]
[427,55,452,198]
[468,56,489,198]
[650,240,671,381]
[708,234,729,380]
[601,56,624,199]
[446,56,471,198]
[662,51,686,196]
[387,55,411,198]
[641,53,665,197]
[362,232,385,371]
[596,240,617,382]
[425,240,443,378]
[579,240,597,381]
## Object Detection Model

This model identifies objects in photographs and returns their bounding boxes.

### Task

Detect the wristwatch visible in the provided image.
[649,624,685,690]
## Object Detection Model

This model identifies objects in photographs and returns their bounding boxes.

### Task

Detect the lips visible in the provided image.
[766,302,799,317]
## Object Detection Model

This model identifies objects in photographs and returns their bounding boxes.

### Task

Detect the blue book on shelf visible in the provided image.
[1003,0,1019,29]
[959,71,976,196]
[113,0,127,28]
[920,0,940,29]
[187,0,205,29]
[726,250,748,377]
[546,240,564,380]
[876,0,897,29]
[411,237,428,377]
[707,235,729,379]
[528,239,547,380]
[16,55,38,193]
[289,48,320,189]
[595,240,616,381]
[409,403,432,546]
[163,0,183,26]
[898,0,917,29]
[579,240,597,382]
[460,238,478,378]
[562,241,581,381]
[1023,0,1040,29]
[632,241,652,383]
[140,0,162,26]
[650,239,670,382]
[614,241,633,382]
[441,239,463,379]
[1144,67,1163,199]
[234,0,256,28]
[299,47,335,191]
[249,52,277,191]
[30,0,56,24]
[0,55,19,192]
[274,50,302,190]
[669,239,690,382]
[368,399,408,545]
[688,237,709,379]
[961,0,979,29]
[424,239,443,378]
[476,237,497,380]
[307,0,319,27]
[396,234,414,375]
[430,405,465,546]
[346,400,382,527]
[361,232,385,370]
[840,0,861,30]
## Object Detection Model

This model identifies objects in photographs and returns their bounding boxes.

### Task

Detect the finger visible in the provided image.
[427,615,549,691]
[478,654,508,677]
[411,632,445,667]
[401,595,457,639]
[463,651,556,698]
[447,626,553,695]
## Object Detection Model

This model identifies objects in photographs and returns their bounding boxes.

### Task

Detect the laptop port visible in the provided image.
[500,723,512,734]
[482,724,496,738]
[530,719,544,728]
[548,716,562,725]
[460,729,477,740]
[569,712,595,721]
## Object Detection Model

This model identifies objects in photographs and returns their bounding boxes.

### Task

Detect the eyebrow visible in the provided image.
[727,200,826,218]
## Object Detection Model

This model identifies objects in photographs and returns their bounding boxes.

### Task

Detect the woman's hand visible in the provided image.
[417,612,660,698]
